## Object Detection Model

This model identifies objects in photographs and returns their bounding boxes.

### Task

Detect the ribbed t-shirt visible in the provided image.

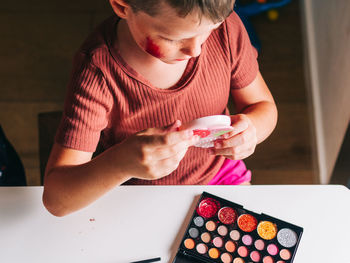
[55,11,259,185]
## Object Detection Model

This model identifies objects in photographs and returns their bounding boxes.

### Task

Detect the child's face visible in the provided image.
[125,3,223,64]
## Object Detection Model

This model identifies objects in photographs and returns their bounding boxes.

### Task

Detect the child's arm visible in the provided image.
[211,71,277,160]
[43,121,198,217]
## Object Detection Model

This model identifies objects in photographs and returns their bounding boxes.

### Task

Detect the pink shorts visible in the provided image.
[208,159,251,185]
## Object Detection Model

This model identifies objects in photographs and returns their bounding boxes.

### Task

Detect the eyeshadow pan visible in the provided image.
[254,239,265,250]
[267,244,279,256]
[257,221,278,240]
[201,232,211,243]
[197,198,220,218]
[233,258,244,263]
[221,252,233,263]
[280,249,291,260]
[217,225,228,236]
[188,227,199,238]
[242,234,253,246]
[277,261,286,263]
[196,243,208,254]
[213,236,224,248]
[225,240,236,253]
[193,216,204,227]
[208,248,220,259]
[263,256,274,263]
[250,251,261,262]
[230,230,240,241]
[277,228,298,248]
[184,238,195,249]
[218,207,237,224]
[237,246,248,257]
[237,214,257,232]
[206,220,217,231]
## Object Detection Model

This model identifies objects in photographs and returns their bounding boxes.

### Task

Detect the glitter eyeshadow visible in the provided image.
[208,248,220,259]
[221,252,233,263]
[230,230,240,241]
[257,221,278,240]
[242,234,253,246]
[277,228,298,248]
[237,214,258,232]
[217,225,228,236]
[193,216,204,227]
[197,198,220,218]
[280,249,291,260]
[201,232,211,243]
[237,246,248,257]
[173,192,303,263]
[254,239,265,250]
[233,258,244,263]
[267,244,279,256]
[250,251,261,262]
[184,238,195,249]
[263,256,274,263]
[213,236,224,248]
[206,220,217,231]
[188,227,199,238]
[225,240,236,253]
[218,207,237,224]
[196,243,208,254]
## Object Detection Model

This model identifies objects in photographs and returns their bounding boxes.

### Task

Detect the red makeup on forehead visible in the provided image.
[145,37,162,58]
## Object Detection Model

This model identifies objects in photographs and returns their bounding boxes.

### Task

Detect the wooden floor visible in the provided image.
[0,1,316,185]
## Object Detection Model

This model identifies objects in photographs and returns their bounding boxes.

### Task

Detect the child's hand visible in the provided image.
[210,114,257,160]
[116,120,199,181]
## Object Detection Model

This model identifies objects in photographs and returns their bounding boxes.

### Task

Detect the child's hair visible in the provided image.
[125,0,235,23]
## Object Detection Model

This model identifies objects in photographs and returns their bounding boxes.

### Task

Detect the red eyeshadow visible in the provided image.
[218,207,237,224]
[145,37,162,58]
[197,198,220,218]
[237,214,258,232]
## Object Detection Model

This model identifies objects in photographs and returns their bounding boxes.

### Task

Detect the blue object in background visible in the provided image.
[234,0,292,52]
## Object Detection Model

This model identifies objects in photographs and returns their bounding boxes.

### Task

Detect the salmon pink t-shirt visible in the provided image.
[55,12,259,185]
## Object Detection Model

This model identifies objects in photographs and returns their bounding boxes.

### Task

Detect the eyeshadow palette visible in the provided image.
[172,192,303,263]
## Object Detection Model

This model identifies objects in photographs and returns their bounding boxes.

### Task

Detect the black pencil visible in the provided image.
[130,257,161,263]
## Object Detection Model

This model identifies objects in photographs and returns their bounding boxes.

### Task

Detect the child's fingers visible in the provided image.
[228,115,250,137]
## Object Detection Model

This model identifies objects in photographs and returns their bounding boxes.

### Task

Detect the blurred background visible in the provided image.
[0,0,349,187]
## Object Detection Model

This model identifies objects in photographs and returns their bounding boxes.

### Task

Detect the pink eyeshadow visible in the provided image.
[213,236,224,247]
[280,249,291,260]
[237,246,248,257]
[267,243,279,256]
[250,251,261,262]
[196,243,208,254]
[254,239,265,250]
[242,234,253,245]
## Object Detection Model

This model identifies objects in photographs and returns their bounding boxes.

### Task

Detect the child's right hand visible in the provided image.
[114,120,199,181]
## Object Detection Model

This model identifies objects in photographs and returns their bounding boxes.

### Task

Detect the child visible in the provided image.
[43,0,277,216]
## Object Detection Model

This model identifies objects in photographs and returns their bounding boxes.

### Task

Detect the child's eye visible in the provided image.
[160,36,176,43]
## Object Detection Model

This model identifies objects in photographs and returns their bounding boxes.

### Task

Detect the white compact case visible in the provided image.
[180,115,233,148]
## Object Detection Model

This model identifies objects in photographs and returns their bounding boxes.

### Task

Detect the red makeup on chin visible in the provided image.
[145,37,162,58]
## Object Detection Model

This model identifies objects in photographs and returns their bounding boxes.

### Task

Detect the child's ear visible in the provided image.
[109,0,131,19]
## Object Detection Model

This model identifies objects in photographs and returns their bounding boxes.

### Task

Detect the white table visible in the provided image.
[0,185,349,263]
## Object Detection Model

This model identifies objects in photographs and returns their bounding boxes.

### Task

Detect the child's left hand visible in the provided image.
[210,114,257,160]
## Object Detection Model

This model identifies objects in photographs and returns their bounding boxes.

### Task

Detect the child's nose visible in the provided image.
[181,37,202,57]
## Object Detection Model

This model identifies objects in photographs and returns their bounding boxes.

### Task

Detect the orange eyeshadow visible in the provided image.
[183,238,195,249]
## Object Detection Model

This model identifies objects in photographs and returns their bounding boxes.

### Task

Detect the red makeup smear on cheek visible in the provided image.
[145,37,162,58]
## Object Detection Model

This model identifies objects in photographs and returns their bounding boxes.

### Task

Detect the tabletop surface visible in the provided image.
[0,185,349,263]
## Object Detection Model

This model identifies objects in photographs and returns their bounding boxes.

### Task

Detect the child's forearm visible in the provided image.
[43,146,132,217]
[240,100,278,144]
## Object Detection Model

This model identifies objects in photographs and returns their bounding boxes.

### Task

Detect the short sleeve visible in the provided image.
[226,12,259,89]
[55,51,113,152]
